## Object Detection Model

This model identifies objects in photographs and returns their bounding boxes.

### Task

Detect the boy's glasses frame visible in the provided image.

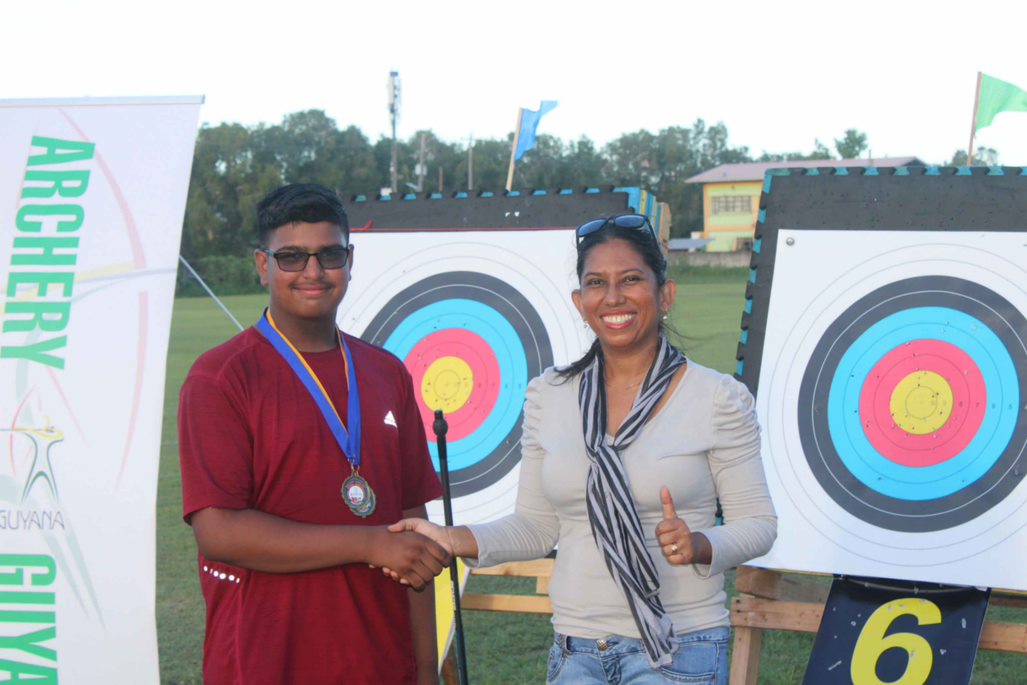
[262,246,350,272]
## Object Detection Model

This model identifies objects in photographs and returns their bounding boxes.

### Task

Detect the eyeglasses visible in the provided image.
[262,246,350,272]
[575,214,658,245]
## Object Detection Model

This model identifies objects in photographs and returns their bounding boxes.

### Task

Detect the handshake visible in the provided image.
[371,518,460,591]
[373,485,703,591]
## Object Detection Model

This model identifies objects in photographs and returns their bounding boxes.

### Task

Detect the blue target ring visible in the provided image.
[827,307,1018,499]
[384,299,528,471]
[799,276,1027,532]
[359,272,552,497]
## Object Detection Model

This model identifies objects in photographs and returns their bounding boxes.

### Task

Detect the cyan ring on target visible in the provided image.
[384,299,528,471]
[828,307,1018,499]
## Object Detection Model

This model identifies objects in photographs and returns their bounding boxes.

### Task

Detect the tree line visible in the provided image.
[181,111,888,257]
[180,111,989,295]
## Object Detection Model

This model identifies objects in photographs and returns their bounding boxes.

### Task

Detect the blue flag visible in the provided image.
[514,101,558,161]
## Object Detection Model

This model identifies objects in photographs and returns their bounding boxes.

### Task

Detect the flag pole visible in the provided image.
[467,133,474,191]
[505,108,523,192]
[968,71,983,165]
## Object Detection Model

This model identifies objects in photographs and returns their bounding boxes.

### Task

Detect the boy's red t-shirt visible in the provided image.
[179,328,442,685]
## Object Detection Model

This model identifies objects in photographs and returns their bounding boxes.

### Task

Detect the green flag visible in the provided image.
[975,73,1027,131]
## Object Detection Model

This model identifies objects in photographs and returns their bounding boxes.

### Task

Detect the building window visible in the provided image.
[711,195,752,215]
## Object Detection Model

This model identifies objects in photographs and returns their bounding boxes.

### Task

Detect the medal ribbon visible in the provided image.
[255,308,362,468]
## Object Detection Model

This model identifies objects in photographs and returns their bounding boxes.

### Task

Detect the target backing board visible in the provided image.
[738,167,1027,591]
[339,189,660,526]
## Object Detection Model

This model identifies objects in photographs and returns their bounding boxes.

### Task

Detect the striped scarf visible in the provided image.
[578,334,687,667]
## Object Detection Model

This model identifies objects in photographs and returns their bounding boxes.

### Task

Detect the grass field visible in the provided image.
[155,266,1027,684]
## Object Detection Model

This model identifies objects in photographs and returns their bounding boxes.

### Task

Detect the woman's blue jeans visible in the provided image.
[546,626,730,684]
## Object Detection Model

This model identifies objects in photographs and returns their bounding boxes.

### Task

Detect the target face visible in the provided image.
[341,233,589,524]
[361,272,552,496]
[757,230,1027,587]
[799,276,1027,532]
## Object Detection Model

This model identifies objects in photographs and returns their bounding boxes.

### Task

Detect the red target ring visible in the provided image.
[404,329,500,442]
[859,340,986,468]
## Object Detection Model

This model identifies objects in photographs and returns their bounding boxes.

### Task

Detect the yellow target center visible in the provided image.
[890,370,953,435]
[421,356,474,413]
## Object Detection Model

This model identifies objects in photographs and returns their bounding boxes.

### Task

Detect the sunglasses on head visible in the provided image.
[575,214,658,245]
[262,245,350,272]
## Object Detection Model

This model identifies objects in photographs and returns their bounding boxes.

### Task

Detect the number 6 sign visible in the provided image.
[803,577,989,684]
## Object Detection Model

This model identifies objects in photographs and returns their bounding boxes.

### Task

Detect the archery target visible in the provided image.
[755,230,1027,589]
[361,272,549,495]
[799,277,1027,531]
[341,232,590,525]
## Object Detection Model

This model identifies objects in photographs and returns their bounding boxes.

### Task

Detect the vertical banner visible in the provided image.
[0,97,201,683]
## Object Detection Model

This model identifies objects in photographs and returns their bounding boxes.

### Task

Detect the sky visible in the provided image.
[5,0,1027,167]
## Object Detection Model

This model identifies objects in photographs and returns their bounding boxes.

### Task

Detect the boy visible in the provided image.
[179,183,448,684]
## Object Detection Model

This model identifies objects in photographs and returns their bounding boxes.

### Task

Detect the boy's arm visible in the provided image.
[404,504,440,685]
[190,506,449,590]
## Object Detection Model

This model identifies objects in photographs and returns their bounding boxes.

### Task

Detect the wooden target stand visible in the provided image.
[730,566,1027,684]
[440,559,555,684]
[440,560,1027,683]
[731,167,1027,683]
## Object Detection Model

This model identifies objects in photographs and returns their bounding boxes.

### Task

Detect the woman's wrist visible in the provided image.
[448,525,479,559]
[690,532,713,565]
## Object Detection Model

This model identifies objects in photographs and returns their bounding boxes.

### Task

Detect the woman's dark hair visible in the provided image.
[556,221,671,379]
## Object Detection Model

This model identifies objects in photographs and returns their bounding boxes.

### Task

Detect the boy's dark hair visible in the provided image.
[256,183,349,246]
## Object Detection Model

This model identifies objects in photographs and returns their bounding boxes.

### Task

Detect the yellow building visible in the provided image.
[685,157,923,251]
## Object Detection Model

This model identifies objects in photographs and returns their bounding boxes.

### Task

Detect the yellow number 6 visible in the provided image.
[851,598,941,685]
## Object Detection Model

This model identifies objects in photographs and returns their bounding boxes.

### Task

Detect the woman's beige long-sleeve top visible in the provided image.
[468,361,778,639]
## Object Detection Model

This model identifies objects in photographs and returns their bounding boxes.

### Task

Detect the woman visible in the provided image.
[391,214,777,684]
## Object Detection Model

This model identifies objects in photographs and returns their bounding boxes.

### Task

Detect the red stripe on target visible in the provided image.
[859,340,986,467]
[405,329,500,442]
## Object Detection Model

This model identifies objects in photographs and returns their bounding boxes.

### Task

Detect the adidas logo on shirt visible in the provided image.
[384,410,397,428]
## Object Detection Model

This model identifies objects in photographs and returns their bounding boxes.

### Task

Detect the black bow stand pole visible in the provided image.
[433,409,469,685]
